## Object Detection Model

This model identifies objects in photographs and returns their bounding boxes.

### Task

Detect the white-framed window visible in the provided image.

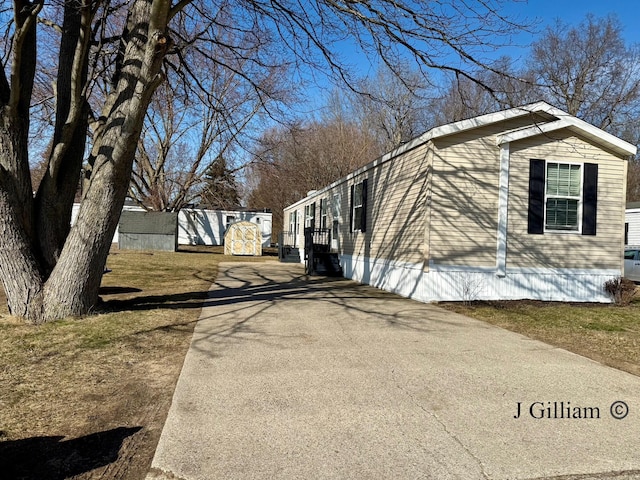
[350,179,367,232]
[545,162,582,232]
[289,211,297,234]
[305,202,315,229]
[332,193,341,219]
[319,198,328,230]
[528,159,597,236]
[353,185,363,230]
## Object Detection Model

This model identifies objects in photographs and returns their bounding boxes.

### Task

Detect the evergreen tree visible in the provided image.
[200,157,241,209]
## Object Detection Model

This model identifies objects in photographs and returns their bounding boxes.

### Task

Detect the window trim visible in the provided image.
[528,159,597,236]
[288,211,297,234]
[544,161,583,233]
[319,198,328,230]
[304,202,316,229]
[350,179,367,233]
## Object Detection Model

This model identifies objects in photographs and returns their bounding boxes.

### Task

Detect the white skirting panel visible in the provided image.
[340,254,618,303]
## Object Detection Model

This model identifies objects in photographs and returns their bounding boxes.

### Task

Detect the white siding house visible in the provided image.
[177,209,272,246]
[283,102,636,303]
[71,205,272,247]
[625,202,640,246]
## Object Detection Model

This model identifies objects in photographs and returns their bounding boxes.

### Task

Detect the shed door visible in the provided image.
[229,223,259,256]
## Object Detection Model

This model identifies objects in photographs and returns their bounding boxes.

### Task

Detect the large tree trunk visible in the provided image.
[0,0,172,323]
[0,1,43,321]
[39,0,170,322]
[35,0,92,273]
[0,191,43,320]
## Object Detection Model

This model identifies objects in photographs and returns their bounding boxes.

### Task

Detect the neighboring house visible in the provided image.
[283,101,636,303]
[625,202,640,246]
[178,209,272,247]
[71,204,272,247]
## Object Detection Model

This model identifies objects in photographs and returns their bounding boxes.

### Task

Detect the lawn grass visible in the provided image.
[0,246,276,479]
[4,247,640,477]
[442,297,640,377]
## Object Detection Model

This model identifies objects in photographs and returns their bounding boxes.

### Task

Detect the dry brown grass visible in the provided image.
[442,297,640,377]
[0,246,275,479]
[4,247,639,478]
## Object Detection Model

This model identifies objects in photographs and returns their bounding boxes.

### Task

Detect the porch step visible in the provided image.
[279,247,301,263]
[310,252,343,277]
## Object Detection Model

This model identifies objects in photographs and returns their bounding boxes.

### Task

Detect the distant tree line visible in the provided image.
[246,13,640,234]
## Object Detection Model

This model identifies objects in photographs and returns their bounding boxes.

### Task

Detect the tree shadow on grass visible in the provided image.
[0,426,141,480]
[98,273,348,313]
[100,290,211,312]
[99,286,143,295]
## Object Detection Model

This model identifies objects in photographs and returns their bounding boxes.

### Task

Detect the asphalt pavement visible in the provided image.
[147,261,640,480]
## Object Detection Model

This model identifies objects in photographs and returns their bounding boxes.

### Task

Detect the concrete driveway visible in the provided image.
[148,262,640,480]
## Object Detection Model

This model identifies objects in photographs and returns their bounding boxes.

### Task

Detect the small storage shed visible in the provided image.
[178,209,272,247]
[224,221,262,256]
[71,204,272,246]
[118,211,178,251]
[283,101,636,303]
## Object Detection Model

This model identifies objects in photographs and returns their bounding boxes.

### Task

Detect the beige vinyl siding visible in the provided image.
[507,130,627,270]
[344,143,431,265]
[429,125,504,267]
[284,142,431,266]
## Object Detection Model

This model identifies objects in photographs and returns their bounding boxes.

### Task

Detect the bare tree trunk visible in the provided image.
[0,2,44,322]
[39,0,170,321]
[0,189,43,319]
[0,0,170,323]
[35,0,92,273]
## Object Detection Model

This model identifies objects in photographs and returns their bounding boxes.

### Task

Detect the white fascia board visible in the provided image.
[284,137,435,211]
[496,117,637,157]
[425,101,553,139]
[358,102,560,169]
[496,119,573,144]
[565,115,637,156]
[284,103,558,211]
[284,101,636,211]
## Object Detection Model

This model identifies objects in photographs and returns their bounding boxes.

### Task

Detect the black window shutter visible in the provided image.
[582,163,598,236]
[349,184,354,233]
[311,202,316,230]
[361,179,368,233]
[626,223,629,245]
[528,159,545,234]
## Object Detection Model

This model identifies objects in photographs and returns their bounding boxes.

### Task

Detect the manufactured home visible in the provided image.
[625,202,640,246]
[283,102,636,303]
[177,209,272,247]
[71,204,272,247]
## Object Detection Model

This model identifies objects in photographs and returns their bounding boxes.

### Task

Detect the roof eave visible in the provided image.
[496,117,637,157]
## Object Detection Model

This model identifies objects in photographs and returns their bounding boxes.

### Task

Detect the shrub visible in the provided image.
[603,276,637,305]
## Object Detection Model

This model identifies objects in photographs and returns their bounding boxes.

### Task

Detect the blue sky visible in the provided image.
[499,0,640,58]
[306,1,640,107]
[509,0,639,40]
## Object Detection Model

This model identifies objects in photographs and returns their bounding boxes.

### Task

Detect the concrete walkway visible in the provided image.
[148,262,640,480]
